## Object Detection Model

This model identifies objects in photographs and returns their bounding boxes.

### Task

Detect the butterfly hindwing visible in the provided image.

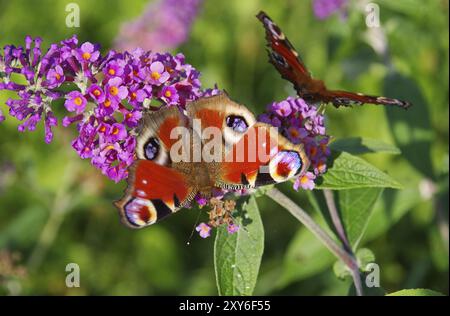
[115,160,196,229]
[216,122,310,189]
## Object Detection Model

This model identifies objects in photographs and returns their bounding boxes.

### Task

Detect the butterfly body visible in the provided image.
[116,93,310,228]
[257,11,412,109]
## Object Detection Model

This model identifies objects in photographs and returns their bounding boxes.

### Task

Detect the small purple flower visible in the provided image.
[227,223,240,234]
[62,114,83,127]
[72,119,97,159]
[294,171,316,190]
[95,98,119,117]
[107,123,128,142]
[106,77,128,101]
[195,194,208,207]
[149,61,170,85]
[269,100,292,117]
[128,85,149,106]
[103,60,124,77]
[45,65,65,89]
[76,42,100,63]
[122,110,142,128]
[196,222,212,238]
[18,113,41,132]
[44,112,58,144]
[64,91,87,114]
[106,164,128,183]
[287,126,308,144]
[160,85,179,104]
[87,84,106,103]
[313,0,347,20]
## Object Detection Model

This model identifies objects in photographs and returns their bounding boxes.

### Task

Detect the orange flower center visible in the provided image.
[74,97,83,106]
[108,68,116,75]
[104,99,111,107]
[93,89,101,97]
[55,73,61,80]
[131,92,137,100]
[151,71,161,80]
[289,128,299,138]
[300,175,309,184]
[109,86,119,96]
[82,52,91,60]
[112,127,119,135]
[164,90,172,98]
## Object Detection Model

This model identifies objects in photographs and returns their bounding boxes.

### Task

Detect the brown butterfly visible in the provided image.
[256,11,412,109]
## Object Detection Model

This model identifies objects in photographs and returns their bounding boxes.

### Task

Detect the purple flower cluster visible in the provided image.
[0,36,60,143]
[115,0,203,53]
[0,35,204,182]
[312,0,347,20]
[259,97,330,190]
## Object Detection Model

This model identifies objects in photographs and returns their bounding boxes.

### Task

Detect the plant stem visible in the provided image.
[323,189,352,253]
[323,189,363,296]
[266,187,363,296]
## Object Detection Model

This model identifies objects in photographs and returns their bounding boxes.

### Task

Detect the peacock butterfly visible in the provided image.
[256,11,412,109]
[115,93,310,228]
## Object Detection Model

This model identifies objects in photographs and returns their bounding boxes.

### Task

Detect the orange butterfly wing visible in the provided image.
[115,160,196,229]
[217,123,310,189]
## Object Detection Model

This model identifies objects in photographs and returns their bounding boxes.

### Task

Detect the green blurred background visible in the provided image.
[0,0,448,295]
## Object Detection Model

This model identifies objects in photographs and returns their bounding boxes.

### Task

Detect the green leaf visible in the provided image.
[338,188,384,248]
[362,187,422,243]
[356,248,376,270]
[387,289,445,296]
[214,196,264,296]
[333,248,376,281]
[329,137,401,155]
[333,260,351,280]
[316,152,403,190]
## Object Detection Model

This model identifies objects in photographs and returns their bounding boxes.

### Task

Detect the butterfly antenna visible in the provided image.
[186,207,203,246]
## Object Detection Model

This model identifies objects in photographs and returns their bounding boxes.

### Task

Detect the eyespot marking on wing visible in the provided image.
[269,150,302,182]
[226,115,249,133]
[123,197,157,228]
